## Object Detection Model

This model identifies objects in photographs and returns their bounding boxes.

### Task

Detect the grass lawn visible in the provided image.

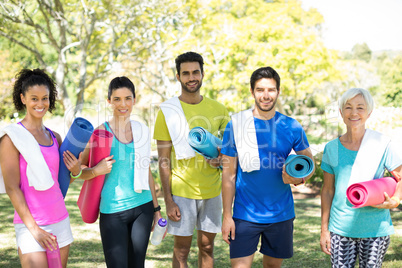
[0,181,401,267]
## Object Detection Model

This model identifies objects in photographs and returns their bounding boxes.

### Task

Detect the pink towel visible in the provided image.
[77,129,113,223]
[346,177,397,208]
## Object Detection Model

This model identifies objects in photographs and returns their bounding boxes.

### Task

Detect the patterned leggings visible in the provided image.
[330,232,390,268]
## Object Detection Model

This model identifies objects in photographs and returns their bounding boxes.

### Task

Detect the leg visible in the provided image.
[197,230,216,268]
[168,196,198,268]
[196,195,222,267]
[229,219,261,267]
[60,244,70,268]
[173,235,193,268]
[357,236,390,268]
[100,211,131,268]
[129,202,154,268]
[330,232,358,268]
[231,254,255,268]
[18,248,48,268]
[262,255,283,268]
[260,217,294,265]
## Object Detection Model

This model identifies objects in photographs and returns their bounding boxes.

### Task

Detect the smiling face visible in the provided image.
[340,94,371,129]
[251,78,280,114]
[20,85,50,119]
[107,87,135,118]
[176,61,204,94]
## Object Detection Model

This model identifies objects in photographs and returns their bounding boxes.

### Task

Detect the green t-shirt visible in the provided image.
[153,97,229,199]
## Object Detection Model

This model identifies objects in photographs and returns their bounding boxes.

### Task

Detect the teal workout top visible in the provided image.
[100,122,152,214]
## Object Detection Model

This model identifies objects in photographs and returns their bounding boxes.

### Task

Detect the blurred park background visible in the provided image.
[0,0,401,266]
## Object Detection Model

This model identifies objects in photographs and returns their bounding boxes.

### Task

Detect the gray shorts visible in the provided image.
[168,194,222,236]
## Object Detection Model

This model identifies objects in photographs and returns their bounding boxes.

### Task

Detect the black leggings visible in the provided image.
[99,201,154,268]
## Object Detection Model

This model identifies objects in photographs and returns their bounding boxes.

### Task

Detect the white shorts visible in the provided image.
[14,217,74,254]
[168,194,222,236]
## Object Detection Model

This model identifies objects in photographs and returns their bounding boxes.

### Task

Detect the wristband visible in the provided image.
[294,177,305,186]
[154,205,161,212]
[70,169,82,179]
[391,196,401,208]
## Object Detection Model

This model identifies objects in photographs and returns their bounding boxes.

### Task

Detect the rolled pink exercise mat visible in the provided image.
[346,177,398,208]
[77,129,114,223]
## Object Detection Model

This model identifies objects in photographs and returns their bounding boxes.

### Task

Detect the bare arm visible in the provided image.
[221,154,237,245]
[372,165,402,209]
[320,171,335,255]
[282,147,315,185]
[148,167,162,230]
[63,125,115,182]
[156,140,181,221]
[204,148,222,168]
[0,135,57,250]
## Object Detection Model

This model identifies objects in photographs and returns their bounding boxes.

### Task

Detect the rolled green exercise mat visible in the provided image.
[58,117,94,198]
[188,127,222,159]
[284,154,314,179]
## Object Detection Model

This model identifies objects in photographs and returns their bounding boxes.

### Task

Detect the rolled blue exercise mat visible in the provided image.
[188,127,222,159]
[58,117,94,198]
[284,154,314,179]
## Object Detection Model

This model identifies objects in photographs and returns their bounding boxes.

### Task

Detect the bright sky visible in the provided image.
[301,0,402,51]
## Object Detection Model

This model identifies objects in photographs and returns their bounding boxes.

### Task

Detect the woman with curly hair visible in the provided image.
[0,69,77,267]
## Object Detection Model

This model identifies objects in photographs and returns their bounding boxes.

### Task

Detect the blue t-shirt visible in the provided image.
[221,112,309,224]
[100,122,152,214]
[321,138,402,238]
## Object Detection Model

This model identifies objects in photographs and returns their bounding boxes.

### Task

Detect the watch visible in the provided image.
[154,205,161,212]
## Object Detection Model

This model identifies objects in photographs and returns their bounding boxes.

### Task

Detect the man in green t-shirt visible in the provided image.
[154,51,229,267]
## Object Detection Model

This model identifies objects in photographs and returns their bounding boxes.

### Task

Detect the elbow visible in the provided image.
[5,184,20,199]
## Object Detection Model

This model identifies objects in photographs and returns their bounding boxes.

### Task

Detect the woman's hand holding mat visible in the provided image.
[58,117,94,198]
[77,129,114,223]
[346,177,398,208]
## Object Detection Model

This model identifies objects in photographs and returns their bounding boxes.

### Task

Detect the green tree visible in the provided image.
[377,54,402,105]
[352,43,372,63]
[0,0,185,123]
[0,50,21,120]
[172,0,340,115]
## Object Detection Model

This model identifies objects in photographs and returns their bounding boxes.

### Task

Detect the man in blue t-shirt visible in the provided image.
[221,66,314,268]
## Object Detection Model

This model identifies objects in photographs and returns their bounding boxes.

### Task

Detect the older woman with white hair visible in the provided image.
[320,88,402,267]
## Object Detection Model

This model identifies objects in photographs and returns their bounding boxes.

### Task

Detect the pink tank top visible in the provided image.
[14,125,68,225]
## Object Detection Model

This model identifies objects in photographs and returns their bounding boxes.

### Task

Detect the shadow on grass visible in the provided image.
[68,240,105,266]
[1,183,401,267]
[0,247,20,268]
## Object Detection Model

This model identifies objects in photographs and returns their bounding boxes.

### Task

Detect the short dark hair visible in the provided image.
[175,52,204,75]
[13,69,57,112]
[250,67,280,91]
[107,76,135,100]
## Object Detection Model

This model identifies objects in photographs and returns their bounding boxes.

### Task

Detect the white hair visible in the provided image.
[339,88,374,114]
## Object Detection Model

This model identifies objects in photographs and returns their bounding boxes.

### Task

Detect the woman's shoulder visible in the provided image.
[96,123,107,130]
[51,130,63,146]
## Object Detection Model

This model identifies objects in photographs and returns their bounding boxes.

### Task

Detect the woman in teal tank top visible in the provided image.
[64,77,162,268]
[320,88,402,268]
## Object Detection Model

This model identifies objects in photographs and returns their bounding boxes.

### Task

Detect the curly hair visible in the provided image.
[12,68,58,112]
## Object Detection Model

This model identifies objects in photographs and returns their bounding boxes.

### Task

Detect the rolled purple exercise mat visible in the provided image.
[346,177,398,208]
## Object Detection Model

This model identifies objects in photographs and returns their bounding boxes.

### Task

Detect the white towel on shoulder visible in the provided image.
[348,129,391,186]
[0,124,54,194]
[131,120,151,193]
[232,109,260,172]
[160,97,195,160]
